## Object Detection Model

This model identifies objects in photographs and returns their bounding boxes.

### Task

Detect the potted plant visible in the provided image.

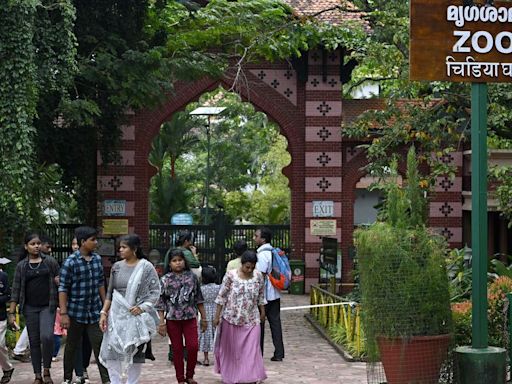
[355,147,452,384]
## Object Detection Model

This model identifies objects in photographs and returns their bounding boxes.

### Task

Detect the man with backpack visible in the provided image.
[254,227,285,362]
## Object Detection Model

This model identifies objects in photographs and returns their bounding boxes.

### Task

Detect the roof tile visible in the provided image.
[282,0,364,25]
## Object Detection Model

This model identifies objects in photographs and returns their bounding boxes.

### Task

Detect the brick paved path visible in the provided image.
[9,294,367,383]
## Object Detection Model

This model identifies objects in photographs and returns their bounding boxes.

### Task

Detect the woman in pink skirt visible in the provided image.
[213,250,267,384]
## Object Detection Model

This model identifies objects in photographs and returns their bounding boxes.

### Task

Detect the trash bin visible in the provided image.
[289,259,305,294]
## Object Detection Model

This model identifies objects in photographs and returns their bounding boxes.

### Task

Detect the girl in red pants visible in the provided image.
[157,249,207,384]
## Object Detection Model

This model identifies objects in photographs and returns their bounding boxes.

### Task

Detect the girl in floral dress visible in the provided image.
[157,249,207,384]
[213,250,267,384]
[198,267,220,366]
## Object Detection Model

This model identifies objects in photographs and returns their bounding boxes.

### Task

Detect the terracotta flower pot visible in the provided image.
[377,334,451,384]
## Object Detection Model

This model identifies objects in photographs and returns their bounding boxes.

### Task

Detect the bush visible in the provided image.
[451,276,512,349]
[451,301,471,347]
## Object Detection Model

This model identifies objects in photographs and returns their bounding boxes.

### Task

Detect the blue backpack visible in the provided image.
[269,248,292,290]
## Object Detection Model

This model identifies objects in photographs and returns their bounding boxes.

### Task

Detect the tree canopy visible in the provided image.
[149,88,291,224]
[343,0,512,225]
[0,0,363,257]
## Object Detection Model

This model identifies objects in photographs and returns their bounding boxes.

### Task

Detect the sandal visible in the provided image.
[43,371,53,384]
[0,368,14,384]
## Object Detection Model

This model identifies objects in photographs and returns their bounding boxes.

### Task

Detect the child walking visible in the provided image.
[197,267,220,366]
[53,308,66,362]
[157,249,207,384]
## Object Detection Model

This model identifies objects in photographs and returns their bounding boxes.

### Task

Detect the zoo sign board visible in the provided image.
[410,0,512,82]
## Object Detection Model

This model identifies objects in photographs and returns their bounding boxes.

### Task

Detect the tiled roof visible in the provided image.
[282,0,364,26]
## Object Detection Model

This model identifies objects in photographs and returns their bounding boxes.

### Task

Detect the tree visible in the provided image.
[0,0,76,258]
[173,88,291,223]
[1,0,365,255]
[148,112,198,222]
[343,0,512,225]
[34,0,363,224]
[160,113,199,179]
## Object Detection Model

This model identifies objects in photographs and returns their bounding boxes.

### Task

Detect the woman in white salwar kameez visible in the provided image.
[99,235,160,384]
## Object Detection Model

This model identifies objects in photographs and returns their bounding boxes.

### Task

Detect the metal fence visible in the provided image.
[42,223,81,264]
[43,223,291,275]
[149,223,290,275]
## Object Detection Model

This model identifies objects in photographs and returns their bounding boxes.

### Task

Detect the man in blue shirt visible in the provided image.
[59,227,110,384]
[255,227,285,362]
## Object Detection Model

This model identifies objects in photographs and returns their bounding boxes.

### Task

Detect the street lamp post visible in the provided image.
[189,106,226,225]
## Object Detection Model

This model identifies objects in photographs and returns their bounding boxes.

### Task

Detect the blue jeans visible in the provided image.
[53,335,61,357]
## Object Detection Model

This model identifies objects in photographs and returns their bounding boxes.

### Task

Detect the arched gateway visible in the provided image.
[96,1,464,292]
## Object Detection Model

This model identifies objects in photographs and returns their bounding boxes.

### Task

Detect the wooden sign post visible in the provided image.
[410,1,507,382]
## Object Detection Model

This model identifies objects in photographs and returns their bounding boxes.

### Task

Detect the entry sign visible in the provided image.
[103,200,126,216]
[312,201,334,217]
[410,0,512,82]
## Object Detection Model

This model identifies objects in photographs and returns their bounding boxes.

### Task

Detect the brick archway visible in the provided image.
[96,53,464,291]
[97,49,348,291]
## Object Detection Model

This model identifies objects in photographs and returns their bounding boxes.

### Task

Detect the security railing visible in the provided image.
[310,284,365,359]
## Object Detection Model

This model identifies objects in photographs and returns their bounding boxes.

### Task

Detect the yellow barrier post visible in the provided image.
[355,306,361,355]
[15,305,20,341]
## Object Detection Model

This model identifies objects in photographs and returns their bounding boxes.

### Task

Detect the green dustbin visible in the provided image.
[289,259,305,294]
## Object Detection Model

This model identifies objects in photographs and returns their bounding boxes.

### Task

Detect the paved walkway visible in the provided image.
[10,294,367,383]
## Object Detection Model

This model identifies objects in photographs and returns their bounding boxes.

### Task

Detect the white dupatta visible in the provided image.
[99,258,160,376]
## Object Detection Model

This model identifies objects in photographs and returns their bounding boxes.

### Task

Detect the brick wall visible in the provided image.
[96,53,463,293]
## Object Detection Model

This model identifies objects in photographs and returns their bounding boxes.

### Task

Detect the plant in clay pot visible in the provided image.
[356,146,452,384]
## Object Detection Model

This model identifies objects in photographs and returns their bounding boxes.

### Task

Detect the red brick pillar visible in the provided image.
[302,49,343,292]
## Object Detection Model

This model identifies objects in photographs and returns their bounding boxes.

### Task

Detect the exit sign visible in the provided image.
[312,201,334,217]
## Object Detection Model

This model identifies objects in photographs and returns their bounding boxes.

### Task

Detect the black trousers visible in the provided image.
[63,318,109,383]
[260,298,285,359]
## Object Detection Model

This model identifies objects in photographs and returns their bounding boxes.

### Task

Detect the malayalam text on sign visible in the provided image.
[410,0,512,82]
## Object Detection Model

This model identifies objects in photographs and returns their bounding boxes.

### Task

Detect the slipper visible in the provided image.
[0,368,14,384]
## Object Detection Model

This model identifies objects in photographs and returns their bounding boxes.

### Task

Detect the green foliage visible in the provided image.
[149,172,189,223]
[344,0,512,227]
[452,277,512,350]
[161,0,365,65]
[490,259,512,280]
[490,165,512,227]
[148,112,197,223]
[0,0,76,258]
[446,248,473,302]
[328,322,367,359]
[174,88,291,224]
[487,277,512,348]
[451,301,472,348]
[356,147,452,360]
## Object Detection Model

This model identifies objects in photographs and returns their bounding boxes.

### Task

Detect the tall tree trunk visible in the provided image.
[171,156,176,179]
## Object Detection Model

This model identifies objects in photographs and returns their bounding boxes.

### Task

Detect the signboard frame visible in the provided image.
[410,0,512,83]
[102,219,129,235]
[102,200,126,217]
[312,200,334,218]
[310,219,337,236]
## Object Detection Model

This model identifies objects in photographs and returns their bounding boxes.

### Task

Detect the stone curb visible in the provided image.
[304,313,363,363]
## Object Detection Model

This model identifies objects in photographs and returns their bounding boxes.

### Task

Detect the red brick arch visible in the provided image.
[97,51,350,292]
[96,51,463,292]
[138,73,305,252]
